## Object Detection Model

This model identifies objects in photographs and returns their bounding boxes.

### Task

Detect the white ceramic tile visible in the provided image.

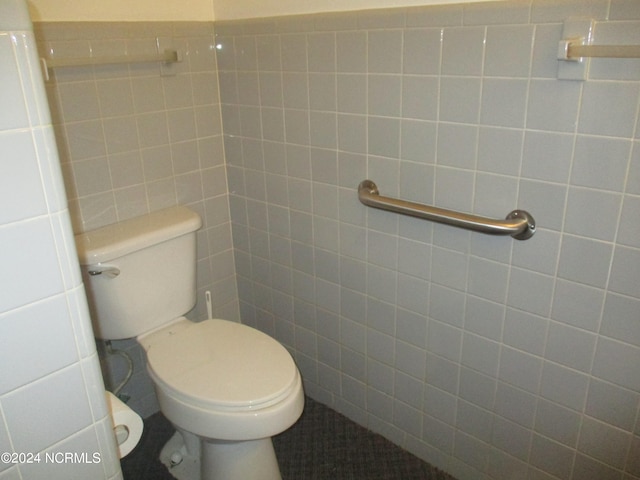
[0,217,64,313]
[0,467,20,479]
[13,32,51,128]
[2,364,92,453]
[94,415,121,478]
[0,129,47,223]
[0,295,79,395]
[20,424,105,480]
[34,126,68,214]
[0,33,29,131]
[80,355,109,420]
[0,406,12,473]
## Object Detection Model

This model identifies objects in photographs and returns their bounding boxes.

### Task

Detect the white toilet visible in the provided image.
[75,206,304,480]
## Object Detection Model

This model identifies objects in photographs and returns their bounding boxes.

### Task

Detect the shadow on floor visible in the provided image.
[121,396,457,480]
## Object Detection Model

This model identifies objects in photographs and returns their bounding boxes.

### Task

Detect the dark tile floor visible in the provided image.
[121,396,457,480]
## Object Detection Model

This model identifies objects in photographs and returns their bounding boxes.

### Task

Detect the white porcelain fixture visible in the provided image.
[76,206,304,480]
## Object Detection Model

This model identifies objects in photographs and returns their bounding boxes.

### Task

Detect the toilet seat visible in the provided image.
[144,318,299,413]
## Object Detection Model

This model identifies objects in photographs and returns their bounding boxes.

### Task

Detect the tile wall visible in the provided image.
[34,22,238,416]
[215,1,640,479]
[0,0,121,478]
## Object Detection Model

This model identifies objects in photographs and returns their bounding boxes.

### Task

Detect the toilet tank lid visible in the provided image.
[75,206,202,265]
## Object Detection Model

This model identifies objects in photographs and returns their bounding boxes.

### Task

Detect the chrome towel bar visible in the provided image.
[358,180,536,240]
[41,49,181,69]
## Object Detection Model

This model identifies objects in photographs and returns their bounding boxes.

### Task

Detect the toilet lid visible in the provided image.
[145,319,299,410]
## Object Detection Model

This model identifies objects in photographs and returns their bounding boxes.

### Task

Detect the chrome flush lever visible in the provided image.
[87,265,120,278]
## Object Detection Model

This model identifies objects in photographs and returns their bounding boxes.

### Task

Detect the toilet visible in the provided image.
[75,206,304,480]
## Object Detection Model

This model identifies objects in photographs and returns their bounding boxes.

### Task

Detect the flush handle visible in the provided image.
[87,265,120,278]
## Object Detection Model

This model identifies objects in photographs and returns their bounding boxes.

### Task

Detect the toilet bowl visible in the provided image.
[141,317,304,480]
[75,206,304,480]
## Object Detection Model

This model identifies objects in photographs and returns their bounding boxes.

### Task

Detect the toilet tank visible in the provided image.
[75,206,202,340]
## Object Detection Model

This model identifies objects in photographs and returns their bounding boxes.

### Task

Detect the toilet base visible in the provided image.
[159,432,200,480]
[202,437,281,480]
[159,430,282,480]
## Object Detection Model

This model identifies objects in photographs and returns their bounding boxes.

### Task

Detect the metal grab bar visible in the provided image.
[358,180,536,240]
[564,43,640,60]
[42,49,181,69]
